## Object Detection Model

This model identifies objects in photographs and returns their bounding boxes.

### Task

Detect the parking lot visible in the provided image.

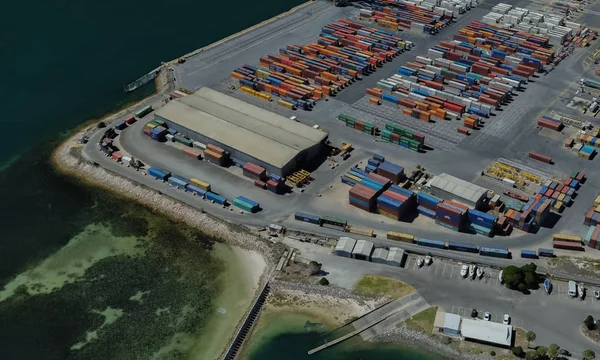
[404,254,503,287]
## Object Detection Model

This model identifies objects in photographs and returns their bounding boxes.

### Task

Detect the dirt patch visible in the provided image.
[547,256,600,278]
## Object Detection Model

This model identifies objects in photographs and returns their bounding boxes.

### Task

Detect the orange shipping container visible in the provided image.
[370,97,381,105]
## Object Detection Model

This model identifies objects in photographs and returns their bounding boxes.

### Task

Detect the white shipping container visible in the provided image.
[122,156,132,165]
[166,134,175,142]
[193,141,206,149]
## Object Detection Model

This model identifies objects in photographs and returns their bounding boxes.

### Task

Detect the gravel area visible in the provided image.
[270,279,378,305]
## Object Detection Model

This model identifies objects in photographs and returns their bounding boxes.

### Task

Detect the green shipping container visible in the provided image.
[233,198,256,213]
[174,136,193,147]
[154,119,166,127]
[135,105,153,118]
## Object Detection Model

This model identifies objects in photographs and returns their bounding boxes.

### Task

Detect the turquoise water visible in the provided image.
[0,0,448,358]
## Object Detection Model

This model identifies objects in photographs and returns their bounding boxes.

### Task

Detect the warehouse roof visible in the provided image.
[460,319,513,347]
[429,173,488,204]
[372,248,389,261]
[155,88,328,168]
[336,237,357,253]
[387,247,405,263]
[444,313,461,331]
[352,240,374,257]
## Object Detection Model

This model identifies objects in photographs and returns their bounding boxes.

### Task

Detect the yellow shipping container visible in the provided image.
[386,231,415,243]
[557,193,565,202]
[146,123,157,129]
[190,178,211,191]
[594,195,600,207]
[596,204,600,213]
[553,201,563,211]
[552,234,582,243]
[345,173,362,182]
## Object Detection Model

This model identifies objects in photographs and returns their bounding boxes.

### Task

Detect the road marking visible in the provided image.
[449,265,455,279]
[412,258,418,271]
[441,263,448,277]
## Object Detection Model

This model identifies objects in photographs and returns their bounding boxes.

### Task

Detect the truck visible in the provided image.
[567,280,577,297]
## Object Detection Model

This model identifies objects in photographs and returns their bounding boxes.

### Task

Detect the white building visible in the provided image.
[460,318,513,347]
[335,237,356,258]
[428,173,488,209]
[371,248,389,264]
[386,247,405,267]
[352,240,374,261]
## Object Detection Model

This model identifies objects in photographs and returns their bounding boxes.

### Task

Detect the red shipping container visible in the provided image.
[367,172,390,185]
[254,180,266,189]
[384,191,408,203]
[457,127,470,135]
[112,152,122,161]
[551,192,560,200]
[544,189,553,197]
[207,144,225,154]
[529,151,552,164]
[443,200,469,211]
[182,147,201,159]
[576,173,585,181]
[435,215,461,228]
[437,203,463,217]
[555,184,564,193]
[350,184,377,202]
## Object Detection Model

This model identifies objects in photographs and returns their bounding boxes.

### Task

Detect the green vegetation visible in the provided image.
[525,350,537,360]
[526,330,537,347]
[584,349,596,360]
[318,277,329,286]
[503,263,539,292]
[354,275,415,299]
[536,346,547,358]
[584,315,596,330]
[402,306,438,334]
[489,350,496,356]
[547,344,560,360]
[309,261,322,275]
[512,346,525,357]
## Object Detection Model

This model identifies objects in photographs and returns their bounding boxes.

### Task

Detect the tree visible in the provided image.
[583,349,596,360]
[526,330,537,347]
[547,344,560,359]
[309,261,322,275]
[584,315,596,331]
[536,346,547,358]
[512,346,525,357]
[490,350,496,356]
[518,282,528,293]
[525,350,538,360]
[318,277,329,286]
[503,265,525,290]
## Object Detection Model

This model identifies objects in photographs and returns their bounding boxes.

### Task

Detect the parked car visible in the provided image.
[558,349,571,356]
[484,312,491,321]
[471,309,478,318]
[417,257,424,267]
[425,255,432,266]
[460,265,469,277]
[499,270,504,283]
[594,289,600,299]
[503,314,511,325]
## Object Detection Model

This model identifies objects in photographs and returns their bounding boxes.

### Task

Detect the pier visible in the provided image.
[222,281,270,360]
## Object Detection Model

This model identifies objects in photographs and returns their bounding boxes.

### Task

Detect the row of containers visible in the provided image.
[341,155,499,236]
[145,167,261,213]
[502,172,583,233]
[552,234,585,252]
[583,194,600,251]
[357,0,456,35]
[364,17,561,120]
[387,231,557,259]
[242,162,287,194]
[231,19,414,110]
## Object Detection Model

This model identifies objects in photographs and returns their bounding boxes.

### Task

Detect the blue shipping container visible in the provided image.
[379,161,404,174]
[237,196,259,208]
[368,159,381,167]
[352,168,369,177]
[114,121,127,130]
[470,222,493,237]
[148,167,170,180]
[521,250,537,259]
[341,176,358,186]
[168,175,189,189]
[349,170,366,179]
[417,205,436,219]
[538,248,554,257]
[448,241,479,253]
[186,184,206,197]
[361,179,383,191]
[388,185,414,198]
[417,192,441,207]
[295,212,320,224]
[467,209,496,226]
[417,238,447,249]
[270,174,282,183]
[373,154,385,162]
[377,195,403,210]
[350,196,371,209]
[479,246,510,258]
[206,192,226,205]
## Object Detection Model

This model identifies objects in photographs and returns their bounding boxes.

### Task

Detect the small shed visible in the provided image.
[371,248,389,264]
[335,237,356,258]
[443,313,461,335]
[386,247,405,267]
[352,240,374,261]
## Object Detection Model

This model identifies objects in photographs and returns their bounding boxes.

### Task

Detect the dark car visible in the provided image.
[471,309,478,318]
[558,349,571,356]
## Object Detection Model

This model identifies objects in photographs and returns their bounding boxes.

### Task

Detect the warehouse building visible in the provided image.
[386,247,405,267]
[352,240,374,261]
[428,173,489,210]
[335,237,357,258]
[433,311,461,335]
[154,87,328,176]
[371,248,389,264]
[460,318,513,347]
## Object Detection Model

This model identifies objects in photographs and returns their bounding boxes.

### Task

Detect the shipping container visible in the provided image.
[538,248,554,257]
[417,238,447,249]
[295,212,320,225]
[552,240,584,251]
[190,178,211,191]
[168,175,189,189]
[148,167,170,181]
[551,234,582,243]
[233,197,259,213]
[182,147,201,159]
[386,232,415,243]
[186,184,206,197]
[520,250,538,259]
[479,245,510,258]
[206,191,227,205]
[114,120,128,130]
[135,105,153,118]
[448,241,479,253]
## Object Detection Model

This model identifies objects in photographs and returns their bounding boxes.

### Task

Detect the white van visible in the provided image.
[568,281,577,297]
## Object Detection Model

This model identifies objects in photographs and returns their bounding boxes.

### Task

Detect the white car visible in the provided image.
[499,270,504,283]
[503,314,511,325]
[425,255,432,266]
[417,257,424,267]
[460,265,469,277]
[484,312,491,321]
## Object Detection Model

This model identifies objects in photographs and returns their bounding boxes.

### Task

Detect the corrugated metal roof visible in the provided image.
[372,248,389,260]
[387,247,404,262]
[336,237,357,253]
[352,240,374,256]
[460,319,513,346]
[155,88,327,168]
[429,173,488,203]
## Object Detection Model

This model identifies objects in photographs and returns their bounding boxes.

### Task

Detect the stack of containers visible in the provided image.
[537,116,563,131]
[114,120,128,130]
[376,161,405,184]
[338,114,376,135]
[266,178,286,194]
[233,196,260,213]
[579,145,596,159]
[243,162,267,181]
[377,189,409,220]
[366,158,381,173]
[182,148,201,160]
[584,194,600,227]
[204,144,229,166]
[435,201,467,232]
[382,123,424,151]
[417,192,442,219]
[174,135,193,147]
[350,184,379,212]
[584,224,600,248]
[150,126,168,141]
[467,209,496,236]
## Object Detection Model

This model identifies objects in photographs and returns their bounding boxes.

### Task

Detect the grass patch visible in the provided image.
[354,275,415,299]
[402,306,438,334]
[514,328,530,349]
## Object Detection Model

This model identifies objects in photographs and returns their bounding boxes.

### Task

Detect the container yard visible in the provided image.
[80,0,600,275]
